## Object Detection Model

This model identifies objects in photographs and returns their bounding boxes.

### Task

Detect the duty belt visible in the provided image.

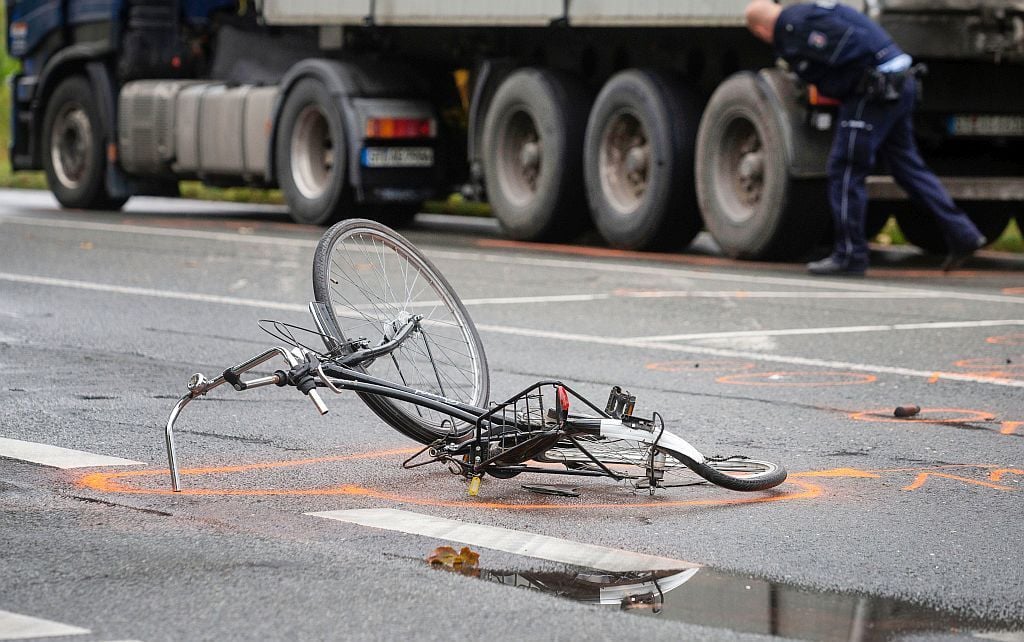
[857,63,928,102]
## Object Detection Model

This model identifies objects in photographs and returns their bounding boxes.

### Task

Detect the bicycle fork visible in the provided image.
[164,346,328,491]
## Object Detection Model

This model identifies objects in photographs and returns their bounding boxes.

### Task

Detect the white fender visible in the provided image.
[599,419,706,464]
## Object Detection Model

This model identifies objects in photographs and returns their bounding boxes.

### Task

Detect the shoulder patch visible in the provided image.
[808,31,828,49]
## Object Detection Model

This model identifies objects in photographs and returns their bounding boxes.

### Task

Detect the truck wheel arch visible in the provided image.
[267,60,358,185]
[695,69,832,260]
[266,58,429,186]
[30,45,113,168]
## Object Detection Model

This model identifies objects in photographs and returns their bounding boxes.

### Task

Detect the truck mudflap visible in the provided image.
[753,68,833,180]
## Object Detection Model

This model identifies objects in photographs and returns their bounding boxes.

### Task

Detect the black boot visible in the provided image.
[806,256,866,277]
[941,235,987,272]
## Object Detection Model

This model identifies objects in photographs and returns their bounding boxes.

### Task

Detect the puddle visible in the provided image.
[464,567,1023,641]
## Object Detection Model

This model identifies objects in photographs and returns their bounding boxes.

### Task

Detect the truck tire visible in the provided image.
[275,79,349,225]
[42,76,127,210]
[895,203,1011,254]
[696,72,829,260]
[583,70,703,251]
[482,68,590,241]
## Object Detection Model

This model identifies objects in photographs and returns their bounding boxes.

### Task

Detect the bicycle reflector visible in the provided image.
[555,385,570,422]
[365,117,436,139]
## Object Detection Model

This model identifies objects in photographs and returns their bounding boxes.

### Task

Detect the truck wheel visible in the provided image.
[583,70,703,251]
[895,203,1011,254]
[276,79,349,225]
[696,72,829,260]
[482,68,590,241]
[42,76,126,210]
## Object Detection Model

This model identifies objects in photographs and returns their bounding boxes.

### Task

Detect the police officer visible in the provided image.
[744,0,987,275]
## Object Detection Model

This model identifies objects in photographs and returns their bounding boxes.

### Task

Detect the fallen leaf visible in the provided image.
[427,545,480,574]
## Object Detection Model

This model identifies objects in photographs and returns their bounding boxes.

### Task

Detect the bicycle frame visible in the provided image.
[162,306,708,492]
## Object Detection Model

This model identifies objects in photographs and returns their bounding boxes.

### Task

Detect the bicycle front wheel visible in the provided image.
[312,219,489,443]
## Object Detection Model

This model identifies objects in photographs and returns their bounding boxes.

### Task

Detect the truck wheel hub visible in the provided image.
[600,111,650,214]
[51,104,92,189]
[497,110,542,205]
[291,105,334,200]
[738,151,764,201]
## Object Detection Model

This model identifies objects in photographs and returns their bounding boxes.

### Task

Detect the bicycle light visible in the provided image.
[187,372,209,392]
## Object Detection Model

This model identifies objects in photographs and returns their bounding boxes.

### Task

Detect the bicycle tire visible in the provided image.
[312,219,489,444]
[667,453,787,492]
[542,438,786,492]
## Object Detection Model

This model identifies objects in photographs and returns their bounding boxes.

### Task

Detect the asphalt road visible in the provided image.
[1,189,1023,641]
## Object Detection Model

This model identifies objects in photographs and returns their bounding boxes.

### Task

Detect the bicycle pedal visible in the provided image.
[604,386,636,419]
[467,476,482,496]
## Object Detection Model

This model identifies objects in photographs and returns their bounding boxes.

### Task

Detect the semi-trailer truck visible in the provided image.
[7,0,1024,259]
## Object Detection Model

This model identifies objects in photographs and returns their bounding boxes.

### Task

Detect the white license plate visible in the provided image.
[948,114,1024,137]
[361,147,434,168]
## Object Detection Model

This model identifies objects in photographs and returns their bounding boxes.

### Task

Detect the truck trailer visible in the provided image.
[6,0,1024,259]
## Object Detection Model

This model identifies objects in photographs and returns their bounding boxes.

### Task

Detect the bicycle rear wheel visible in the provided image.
[543,438,786,492]
[312,219,489,443]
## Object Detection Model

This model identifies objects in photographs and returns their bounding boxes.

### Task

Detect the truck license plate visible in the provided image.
[361,147,434,168]
[948,115,1024,137]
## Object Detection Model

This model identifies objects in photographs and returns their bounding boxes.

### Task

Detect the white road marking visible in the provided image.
[474,324,1024,389]
[0,437,144,469]
[4,213,1023,306]
[612,290,944,300]
[626,319,1024,343]
[0,272,307,313]
[0,215,316,249]
[0,272,939,314]
[0,609,89,640]
[307,508,698,572]
[2,271,1022,387]
[425,290,946,307]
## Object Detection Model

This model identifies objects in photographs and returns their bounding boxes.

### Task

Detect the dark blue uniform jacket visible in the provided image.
[773,2,905,99]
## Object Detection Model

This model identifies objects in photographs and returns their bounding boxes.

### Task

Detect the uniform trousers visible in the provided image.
[827,77,983,268]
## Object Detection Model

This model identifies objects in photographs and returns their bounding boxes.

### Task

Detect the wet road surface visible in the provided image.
[1,189,1022,641]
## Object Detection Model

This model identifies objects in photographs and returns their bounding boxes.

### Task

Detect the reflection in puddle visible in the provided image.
[469,567,1024,641]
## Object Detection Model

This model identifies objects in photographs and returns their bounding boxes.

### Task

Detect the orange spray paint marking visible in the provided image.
[1002,287,1024,295]
[646,359,755,374]
[1001,421,1024,436]
[990,469,1024,482]
[927,372,942,384]
[716,371,877,387]
[792,468,881,479]
[849,408,996,424]
[77,448,420,496]
[75,449,823,509]
[987,333,1024,346]
[902,472,1015,492]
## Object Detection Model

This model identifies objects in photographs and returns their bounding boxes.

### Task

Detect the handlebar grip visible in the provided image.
[308,388,329,415]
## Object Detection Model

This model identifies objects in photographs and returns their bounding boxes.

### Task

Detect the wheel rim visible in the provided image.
[50,103,93,190]
[496,109,542,207]
[599,110,650,215]
[715,115,765,225]
[290,104,334,200]
[542,440,777,485]
[324,227,486,430]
